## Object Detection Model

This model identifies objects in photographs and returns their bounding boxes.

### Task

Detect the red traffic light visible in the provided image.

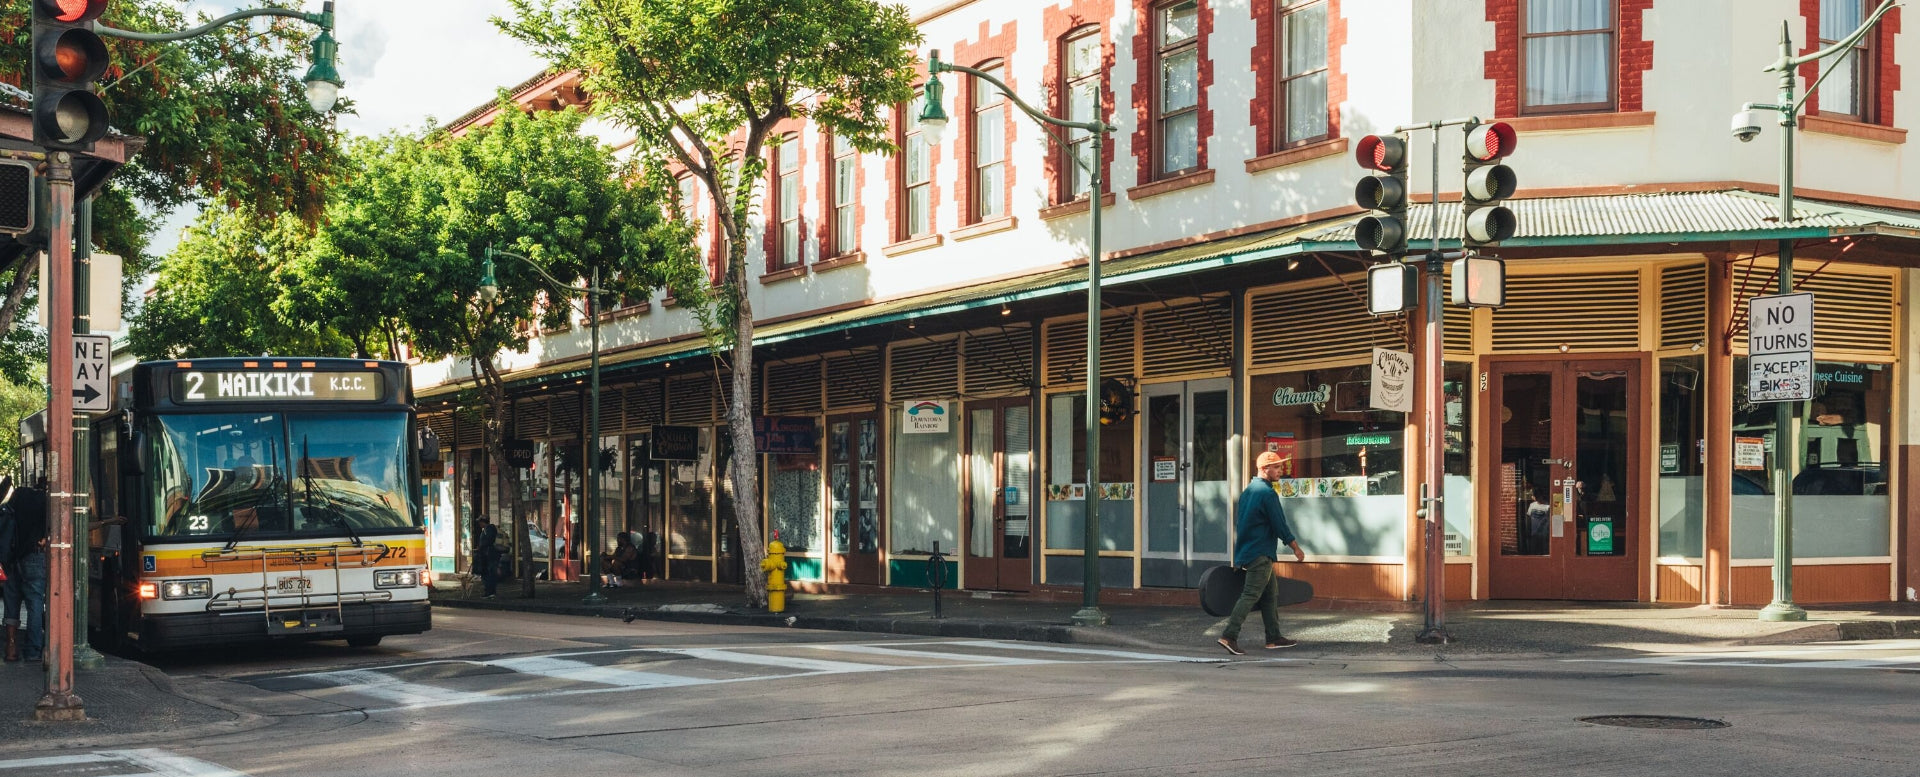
[38,27,108,84]
[1465,122,1517,162]
[1355,134,1406,172]
[38,0,108,24]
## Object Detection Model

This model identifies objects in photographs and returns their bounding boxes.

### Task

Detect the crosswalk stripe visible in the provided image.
[111,749,250,777]
[807,643,1052,665]
[309,669,499,708]
[1582,640,1920,671]
[484,656,711,688]
[653,647,901,674]
[936,640,1229,663]
[0,750,249,777]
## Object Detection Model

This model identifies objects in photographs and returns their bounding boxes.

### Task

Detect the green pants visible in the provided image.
[1221,556,1282,644]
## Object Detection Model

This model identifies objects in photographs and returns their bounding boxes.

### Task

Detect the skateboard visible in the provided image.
[1198,564,1315,617]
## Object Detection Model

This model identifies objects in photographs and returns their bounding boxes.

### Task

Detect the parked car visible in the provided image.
[528,525,567,559]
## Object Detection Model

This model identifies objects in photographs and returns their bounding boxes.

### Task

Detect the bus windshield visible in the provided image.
[151,412,414,538]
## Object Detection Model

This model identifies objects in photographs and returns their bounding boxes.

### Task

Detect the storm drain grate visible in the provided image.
[1579,715,1730,730]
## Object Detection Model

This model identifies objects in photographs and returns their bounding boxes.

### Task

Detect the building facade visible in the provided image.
[417,0,1920,607]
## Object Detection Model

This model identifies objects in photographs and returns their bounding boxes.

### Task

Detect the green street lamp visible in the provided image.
[1730,0,1896,623]
[481,247,612,607]
[922,50,1116,627]
[99,0,344,112]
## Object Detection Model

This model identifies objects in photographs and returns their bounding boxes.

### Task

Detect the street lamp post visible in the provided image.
[481,248,610,606]
[1731,0,1895,623]
[97,1,344,113]
[920,50,1115,626]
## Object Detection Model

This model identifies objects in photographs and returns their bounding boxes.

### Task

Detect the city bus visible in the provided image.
[86,357,431,652]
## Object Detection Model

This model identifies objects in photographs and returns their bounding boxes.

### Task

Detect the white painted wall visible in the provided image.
[418,0,1920,390]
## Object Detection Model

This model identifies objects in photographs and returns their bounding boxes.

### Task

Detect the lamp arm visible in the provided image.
[1768,0,1898,73]
[493,249,605,299]
[97,7,328,43]
[933,61,1113,178]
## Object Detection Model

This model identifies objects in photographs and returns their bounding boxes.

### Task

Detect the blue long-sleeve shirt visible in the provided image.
[1233,476,1297,568]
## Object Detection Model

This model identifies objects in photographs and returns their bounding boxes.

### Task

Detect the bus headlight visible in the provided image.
[375,570,421,589]
[162,579,214,600]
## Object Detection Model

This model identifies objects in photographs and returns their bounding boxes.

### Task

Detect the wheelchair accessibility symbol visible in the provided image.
[143,555,156,573]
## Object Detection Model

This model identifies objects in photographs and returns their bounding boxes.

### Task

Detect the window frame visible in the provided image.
[1275,0,1332,148]
[1517,0,1619,116]
[768,135,803,272]
[1816,0,1876,122]
[968,59,1009,225]
[829,133,859,257]
[896,87,934,240]
[1060,25,1104,203]
[1152,0,1204,179]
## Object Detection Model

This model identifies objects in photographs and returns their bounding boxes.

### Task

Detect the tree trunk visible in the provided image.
[729,308,768,608]
[472,353,533,599]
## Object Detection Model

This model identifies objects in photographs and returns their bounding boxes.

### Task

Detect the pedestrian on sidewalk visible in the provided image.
[1217,451,1305,656]
[2,483,49,663]
[473,517,502,598]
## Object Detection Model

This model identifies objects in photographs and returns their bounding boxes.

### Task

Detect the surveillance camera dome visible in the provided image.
[1731,110,1764,142]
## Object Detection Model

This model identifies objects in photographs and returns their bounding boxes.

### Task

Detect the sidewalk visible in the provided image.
[432,577,1920,658]
[0,654,251,751]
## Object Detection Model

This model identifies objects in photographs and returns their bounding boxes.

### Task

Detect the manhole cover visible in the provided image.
[1579,715,1729,730]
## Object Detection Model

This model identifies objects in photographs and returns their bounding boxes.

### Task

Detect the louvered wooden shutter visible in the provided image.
[549,392,582,437]
[765,358,824,414]
[1140,298,1232,379]
[961,326,1034,397]
[623,381,664,432]
[1660,263,1707,350]
[1491,271,1641,352]
[423,413,455,450]
[1794,266,1895,355]
[455,408,485,448]
[1044,315,1136,387]
[1442,275,1472,355]
[1248,279,1403,368]
[667,375,716,424]
[889,336,961,401]
[513,397,549,438]
[824,349,883,409]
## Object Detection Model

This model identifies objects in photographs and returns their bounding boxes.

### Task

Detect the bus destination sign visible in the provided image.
[172,371,386,403]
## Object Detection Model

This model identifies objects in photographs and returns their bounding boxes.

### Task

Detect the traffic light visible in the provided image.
[1097,378,1132,426]
[1354,134,1409,257]
[1461,121,1517,248]
[32,0,112,153]
[0,160,34,235]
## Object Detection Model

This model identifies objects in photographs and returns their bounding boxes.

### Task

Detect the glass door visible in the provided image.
[963,399,1033,591]
[1488,359,1642,601]
[1141,378,1232,588]
[826,412,882,585]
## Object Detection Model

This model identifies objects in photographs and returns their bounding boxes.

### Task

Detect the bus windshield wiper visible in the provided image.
[303,435,362,547]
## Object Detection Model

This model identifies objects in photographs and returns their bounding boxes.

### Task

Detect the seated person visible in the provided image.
[606,532,640,587]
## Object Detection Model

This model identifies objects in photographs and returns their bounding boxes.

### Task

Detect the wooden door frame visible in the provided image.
[825,410,883,586]
[961,397,1035,591]
[1478,352,1653,602]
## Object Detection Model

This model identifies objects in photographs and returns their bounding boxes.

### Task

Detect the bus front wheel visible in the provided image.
[346,635,382,648]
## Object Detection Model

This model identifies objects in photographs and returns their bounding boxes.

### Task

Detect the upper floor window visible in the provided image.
[901,88,933,238]
[1819,0,1874,121]
[1063,27,1103,200]
[1278,0,1330,146]
[831,134,859,256]
[677,175,697,219]
[971,62,1007,223]
[1155,0,1202,177]
[771,136,802,270]
[1521,0,1615,114]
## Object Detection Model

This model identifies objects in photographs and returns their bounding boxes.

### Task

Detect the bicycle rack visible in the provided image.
[202,543,393,635]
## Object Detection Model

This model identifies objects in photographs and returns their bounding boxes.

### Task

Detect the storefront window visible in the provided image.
[892,402,961,555]
[768,451,822,554]
[1045,393,1135,551]
[595,435,623,560]
[1730,359,1890,559]
[1443,362,1474,554]
[1657,356,1705,558]
[1248,365,1407,557]
[669,427,715,558]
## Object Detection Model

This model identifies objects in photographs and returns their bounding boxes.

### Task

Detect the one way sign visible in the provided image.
[73,334,111,413]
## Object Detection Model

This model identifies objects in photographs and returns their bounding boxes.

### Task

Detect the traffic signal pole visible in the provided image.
[37,152,83,721]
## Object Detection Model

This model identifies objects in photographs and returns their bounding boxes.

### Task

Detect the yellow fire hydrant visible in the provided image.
[761,540,788,613]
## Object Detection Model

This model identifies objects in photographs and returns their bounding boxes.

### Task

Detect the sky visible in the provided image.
[145,0,549,256]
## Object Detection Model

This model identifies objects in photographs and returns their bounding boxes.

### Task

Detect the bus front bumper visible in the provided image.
[139,601,431,651]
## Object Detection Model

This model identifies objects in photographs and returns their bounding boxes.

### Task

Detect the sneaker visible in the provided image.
[1216,638,1246,656]
[484,594,496,599]
[1264,638,1297,649]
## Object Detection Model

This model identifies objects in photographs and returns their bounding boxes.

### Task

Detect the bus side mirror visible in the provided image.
[418,428,442,462]
[127,431,149,475]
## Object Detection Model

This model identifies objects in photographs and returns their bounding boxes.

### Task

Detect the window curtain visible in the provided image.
[1524,0,1612,108]
[1821,0,1865,116]
[1282,2,1328,144]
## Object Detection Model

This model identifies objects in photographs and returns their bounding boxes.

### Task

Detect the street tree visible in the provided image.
[317,103,685,595]
[498,0,922,607]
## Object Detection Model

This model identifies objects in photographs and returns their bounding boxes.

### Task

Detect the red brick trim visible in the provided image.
[1801,114,1909,143]
[888,63,941,243]
[1484,0,1653,117]
[1133,0,1215,184]
[820,128,869,259]
[1124,167,1215,201]
[953,20,1021,226]
[1801,0,1902,126]
[1245,136,1347,173]
[1250,0,1345,157]
[1044,0,1118,206]
[763,121,806,275]
[1037,191,1117,220]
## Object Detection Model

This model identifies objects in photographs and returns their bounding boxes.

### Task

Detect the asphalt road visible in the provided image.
[7,610,1919,777]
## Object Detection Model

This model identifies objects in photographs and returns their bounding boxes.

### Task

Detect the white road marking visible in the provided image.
[484,655,710,688]
[0,750,249,777]
[1583,640,1920,671]
[307,669,498,708]
[654,647,899,674]
[806,643,1052,665]
[935,640,1231,663]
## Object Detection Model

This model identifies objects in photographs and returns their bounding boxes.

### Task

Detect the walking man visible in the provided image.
[472,517,501,599]
[1217,451,1306,655]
